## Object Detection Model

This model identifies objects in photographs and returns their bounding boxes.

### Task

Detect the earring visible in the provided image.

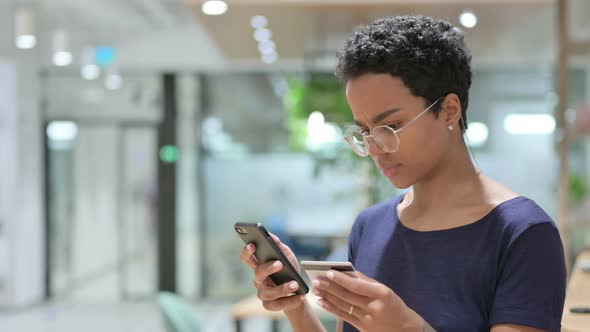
[448,125,454,131]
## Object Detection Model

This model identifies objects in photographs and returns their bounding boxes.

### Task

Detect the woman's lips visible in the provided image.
[380,164,401,177]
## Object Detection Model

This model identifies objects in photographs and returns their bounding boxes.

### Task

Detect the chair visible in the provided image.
[157,291,202,332]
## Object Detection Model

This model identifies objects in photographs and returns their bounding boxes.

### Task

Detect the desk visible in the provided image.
[232,292,330,332]
[562,250,590,332]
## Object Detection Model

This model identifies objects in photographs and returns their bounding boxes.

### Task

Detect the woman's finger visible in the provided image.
[240,244,259,269]
[313,277,370,309]
[317,298,364,330]
[326,270,382,298]
[262,294,306,312]
[269,233,282,244]
[313,284,368,321]
[258,280,301,301]
[254,260,283,284]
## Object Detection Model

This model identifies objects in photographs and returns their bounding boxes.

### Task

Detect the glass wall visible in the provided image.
[45,73,160,300]
[43,65,589,302]
[189,65,589,300]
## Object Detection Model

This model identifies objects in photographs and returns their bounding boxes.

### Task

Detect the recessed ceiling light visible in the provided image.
[47,121,78,141]
[16,35,36,49]
[105,74,123,90]
[250,16,268,29]
[15,8,36,49]
[52,30,72,66]
[258,40,276,55]
[261,52,278,64]
[459,11,477,29]
[254,28,272,42]
[202,0,228,16]
[81,65,100,80]
[53,51,73,67]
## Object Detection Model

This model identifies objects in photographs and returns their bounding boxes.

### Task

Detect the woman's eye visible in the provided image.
[387,122,402,130]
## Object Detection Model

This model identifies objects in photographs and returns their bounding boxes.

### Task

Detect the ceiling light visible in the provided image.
[258,40,276,55]
[47,121,78,141]
[459,11,477,29]
[16,35,36,49]
[53,51,73,67]
[202,1,228,16]
[52,29,72,66]
[15,8,36,49]
[81,65,100,80]
[105,73,123,90]
[504,114,555,135]
[250,16,268,29]
[254,28,272,42]
[80,47,100,80]
[261,52,278,64]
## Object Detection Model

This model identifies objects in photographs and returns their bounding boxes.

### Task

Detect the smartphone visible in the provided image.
[301,260,357,283]
[570,307,590,314]
[234,222,309,295]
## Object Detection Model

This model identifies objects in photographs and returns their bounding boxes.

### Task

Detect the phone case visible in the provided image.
[235,222,309,295]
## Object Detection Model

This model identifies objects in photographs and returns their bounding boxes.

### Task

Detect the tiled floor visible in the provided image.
[0,300,287,332]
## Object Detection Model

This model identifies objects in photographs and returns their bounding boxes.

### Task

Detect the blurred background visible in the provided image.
[0,0,589,331]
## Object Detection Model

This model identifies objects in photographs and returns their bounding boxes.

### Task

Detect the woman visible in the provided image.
[240,15,566,332]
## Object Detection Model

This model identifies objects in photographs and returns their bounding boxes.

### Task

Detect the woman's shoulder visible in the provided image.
[357,195,403,221]
[482,176,556,234]
[490,195,558,241]
[350,195,402,234]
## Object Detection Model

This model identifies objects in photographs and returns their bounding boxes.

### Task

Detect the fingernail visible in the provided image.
[313,289,320,296]
[299,295,306,301]
[326,271,335,279]
[247,244,253,251]
[317,299,325,307]
[312,280,320,287]
[273,261,282,268]
[289,282,298,290]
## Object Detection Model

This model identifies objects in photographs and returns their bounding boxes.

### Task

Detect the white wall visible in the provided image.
[0,60,18,306]
[176,75,202,298]
[0,1,45,307]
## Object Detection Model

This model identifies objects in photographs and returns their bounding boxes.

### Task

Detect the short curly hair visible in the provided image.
[336,15,472,129]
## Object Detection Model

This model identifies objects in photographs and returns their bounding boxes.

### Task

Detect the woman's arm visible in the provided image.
[284,299,327,332]
[239,235,327,332]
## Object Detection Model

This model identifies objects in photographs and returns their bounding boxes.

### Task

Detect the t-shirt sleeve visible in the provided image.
[347,212,365,265]
[489,222,566,331]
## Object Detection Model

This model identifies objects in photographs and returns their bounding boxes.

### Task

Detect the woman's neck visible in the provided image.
[405,141,484,210]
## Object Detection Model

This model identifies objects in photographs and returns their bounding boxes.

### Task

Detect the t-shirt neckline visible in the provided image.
[393,194,526,234]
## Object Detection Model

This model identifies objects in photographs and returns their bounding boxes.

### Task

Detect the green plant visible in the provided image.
[285,73,391,206]
[570,172,588,205]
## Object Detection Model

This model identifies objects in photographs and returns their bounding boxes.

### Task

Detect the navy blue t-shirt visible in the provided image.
[344,195,566,332]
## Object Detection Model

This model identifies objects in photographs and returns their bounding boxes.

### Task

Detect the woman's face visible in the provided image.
[346,74,453,189]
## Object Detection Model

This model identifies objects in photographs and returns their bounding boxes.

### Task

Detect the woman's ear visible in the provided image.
[441,94,462,128]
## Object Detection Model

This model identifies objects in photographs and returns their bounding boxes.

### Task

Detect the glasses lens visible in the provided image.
[373,126,400,153]
[345,131,368,156]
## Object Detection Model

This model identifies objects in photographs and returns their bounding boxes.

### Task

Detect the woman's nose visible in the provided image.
[365,136,386,156]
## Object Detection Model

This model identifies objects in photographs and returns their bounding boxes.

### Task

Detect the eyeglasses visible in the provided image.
[344,98,442,157]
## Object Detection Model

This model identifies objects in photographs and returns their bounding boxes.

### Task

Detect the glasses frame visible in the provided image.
[345,98,442,157]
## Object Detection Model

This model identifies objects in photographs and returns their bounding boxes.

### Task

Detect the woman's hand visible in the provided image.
[312,270,425,332]
[239,234,306,313]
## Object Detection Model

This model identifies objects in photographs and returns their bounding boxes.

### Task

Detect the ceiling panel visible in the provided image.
[189,2,563,66]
